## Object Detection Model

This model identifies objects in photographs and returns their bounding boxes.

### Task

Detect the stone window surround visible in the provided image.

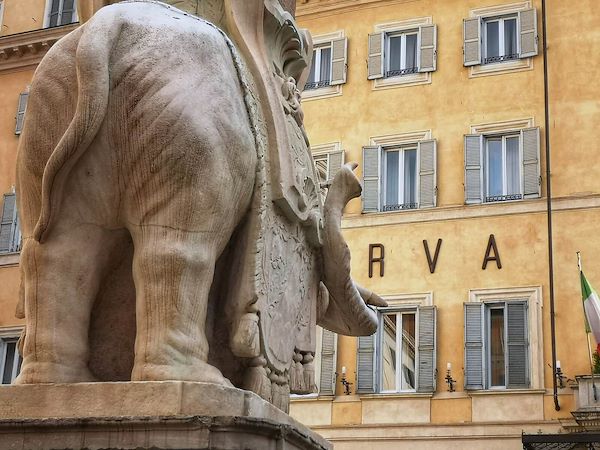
[311,141,342,157]
[302,30,344,101]
[468,1,534,78]
[372,17,433,91]
[467,286,544,391]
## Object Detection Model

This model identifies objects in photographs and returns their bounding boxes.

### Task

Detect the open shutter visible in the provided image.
[464,302,484,389]
[327,150,345,182]
[356,334,375,393]
[521,127,541,199]
[362,146,381,212]
[463,17,482,66]
[418,24,437,73]
[519,8,538,58]
[0,193,18,253]
[418,139,437,208]
[367,32,384,80]
[319,328,337,395]
[15,92,29,135]
[330,37,348,85]
[507,301,529,388]
[464,134,483,204]
[417,306,436,393]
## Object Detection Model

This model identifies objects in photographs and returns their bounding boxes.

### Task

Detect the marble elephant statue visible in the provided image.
[14,0,384,406]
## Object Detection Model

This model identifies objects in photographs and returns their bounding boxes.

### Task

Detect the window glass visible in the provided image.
[405,33,418,71]
[506,136,520,195]
[388,35,402,73]
[319,47,331,84]
[385,150,400,206]
[489,308,505,387]
[401,313,416,390]
[2,341,16,384]
[504,18,518,57]
[61,0,74,24]
[403,149,417,205]
[487,139,503,197]
[382,314,397,391]
[486,21,500,59]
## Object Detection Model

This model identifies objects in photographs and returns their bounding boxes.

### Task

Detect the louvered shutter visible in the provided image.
[417,306,436,393]
[0,193,18,253]
[356,334,375,393]
[519,8,538,58]
[15,92,29,135]
[521,127,541,199]
[362,146,381,212]
[464,134,483,204]
[506,301,528,388]
[463,17,481,66]
[319,328,337,395]
[367,32,384,80]
[327,150,345,182]
[330,37,348,86]
[418,24,437,73]
[418,139,437,208]
[464,302,484,389]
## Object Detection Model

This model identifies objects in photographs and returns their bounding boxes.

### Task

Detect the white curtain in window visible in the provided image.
[319,47,331,82]
[506,136,520,195]
[487,140,503,196]
[385,151,399,206]
[405,34,417,70]
[404,149,417,204]
[504,18,518,56]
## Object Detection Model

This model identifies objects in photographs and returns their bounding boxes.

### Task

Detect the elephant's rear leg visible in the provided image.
[15,225,126,384]
[129,226,230,385]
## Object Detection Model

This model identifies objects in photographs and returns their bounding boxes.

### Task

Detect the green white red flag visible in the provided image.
[581,270,600,351]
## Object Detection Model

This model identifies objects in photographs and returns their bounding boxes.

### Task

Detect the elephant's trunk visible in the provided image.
[318,163,385,336]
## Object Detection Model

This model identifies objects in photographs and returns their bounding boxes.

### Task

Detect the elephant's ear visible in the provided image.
[318,163,384,336]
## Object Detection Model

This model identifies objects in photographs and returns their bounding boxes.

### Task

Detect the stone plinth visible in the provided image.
[0,381,331,450]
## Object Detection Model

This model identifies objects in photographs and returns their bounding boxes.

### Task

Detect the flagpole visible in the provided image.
[579,252,597,400]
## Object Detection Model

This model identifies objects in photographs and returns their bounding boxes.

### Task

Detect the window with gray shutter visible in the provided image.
[330,37,348,86]
[46,0,77,28]
[418,139,437,208]
[506,301,528,388]
[15,92,28,135]
[417,306,436,393]
[464,302,484,389]
[0,193,20,254]
[464,134,483,204]
[327,150,345,182]
[518,8,538,58]
[319,329,337,395]
[521,127,541,199]
[418,24,437,73]
[463,17,482,66]
[367,32,384,80]
[356,334,375,393]
[362,146,381,212]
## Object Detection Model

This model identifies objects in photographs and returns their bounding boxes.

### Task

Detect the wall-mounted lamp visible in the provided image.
[339,366,352,395]
[555,360,565,389]
[445,362,456,392]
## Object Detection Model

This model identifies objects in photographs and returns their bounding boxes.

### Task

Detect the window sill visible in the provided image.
[469,56,533,78]
[358,391,433,399]
[372,71,431,91]
[467,388,545,395]
[302,84,342,101]
[0,252,19,267]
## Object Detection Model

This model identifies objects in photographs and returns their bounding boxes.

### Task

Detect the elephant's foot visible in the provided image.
[14,361,97,384]
[131,360,233,387]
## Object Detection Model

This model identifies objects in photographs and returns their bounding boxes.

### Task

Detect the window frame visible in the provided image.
[384,29,419,78]
[382,144,419,211]
[0,328,23,385]
[305,43,333,90]
[484,133,523,203]
[482,14,519,65]
[43,0,78,28]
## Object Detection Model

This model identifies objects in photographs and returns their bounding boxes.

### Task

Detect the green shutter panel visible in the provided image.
[319,328,337,395]
[362,146,381,212]
[463,17,481,66]
[327,150,345,182]
[519,8,538,58]
[418,24,437,73]
[0,193,18,253]
[464,134,483,204]
[521,127,541,199]
[418,139,437,208]
[356,334,375,393]
[367,32,384,80]
[330,37,348,86]
[464,302,484,389]
[507,301,529,388]
[417,306,436,393]
[15,92,29,135]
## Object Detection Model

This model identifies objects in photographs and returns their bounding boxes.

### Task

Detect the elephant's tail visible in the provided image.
[33,8,123,242]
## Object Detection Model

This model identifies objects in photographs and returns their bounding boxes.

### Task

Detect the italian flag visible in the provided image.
[581,271,600,351]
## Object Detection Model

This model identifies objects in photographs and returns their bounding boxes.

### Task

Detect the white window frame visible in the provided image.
[382,144,419,211]
[482,14,519,64]
[0,1,5,36]
[43,0,79,28]
[484,133,523,202]
[0,327,24,385]
[302,30,344,101]
[384,30,420,78]
[306,43,333,90]
[468,287,543,390]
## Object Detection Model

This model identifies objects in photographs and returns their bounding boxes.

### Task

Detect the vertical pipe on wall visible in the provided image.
[541,0,560,411]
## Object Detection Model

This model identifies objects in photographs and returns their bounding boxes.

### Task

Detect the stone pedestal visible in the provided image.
[0,381,331,450]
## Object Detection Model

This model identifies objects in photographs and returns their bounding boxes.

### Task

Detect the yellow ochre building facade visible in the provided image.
[0,0,598,449]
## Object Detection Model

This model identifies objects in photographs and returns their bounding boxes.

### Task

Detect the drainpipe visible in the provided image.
[541,0,559,412]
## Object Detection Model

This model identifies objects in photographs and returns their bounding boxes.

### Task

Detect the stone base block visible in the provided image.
[0,381,331,450]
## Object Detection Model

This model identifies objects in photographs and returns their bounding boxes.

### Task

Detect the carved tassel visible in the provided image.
[243,357,272,402]
[289,352,305,393]
[302,352,316,394]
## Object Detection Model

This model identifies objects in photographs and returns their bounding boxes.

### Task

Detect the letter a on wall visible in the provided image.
[482,234,502,270]
[369,244,384,278]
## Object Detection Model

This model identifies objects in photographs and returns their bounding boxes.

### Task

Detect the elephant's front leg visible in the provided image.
[129,225,230,386]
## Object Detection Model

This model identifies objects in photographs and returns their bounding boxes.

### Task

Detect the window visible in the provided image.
[357,305,436,394]
[45,0,78,28]
[463,7,538,68]
[304,37,347,92]
[312,148,344,199]
[362,139,437,213]
[368,23,437,81]
[15,90,29,136]
[0,1,5,36]
[1,336,22,384]
[464,127,540,204]
[0,192,21,254]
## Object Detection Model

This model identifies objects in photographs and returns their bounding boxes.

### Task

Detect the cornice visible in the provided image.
[0,24,79,72]
[296,0,419,19]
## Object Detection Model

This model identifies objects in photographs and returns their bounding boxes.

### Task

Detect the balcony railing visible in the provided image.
[484,53,519,64]
[382,203,418,212]
[304,79,331,90]
[485,194,523,203]
[385,67,418,77]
